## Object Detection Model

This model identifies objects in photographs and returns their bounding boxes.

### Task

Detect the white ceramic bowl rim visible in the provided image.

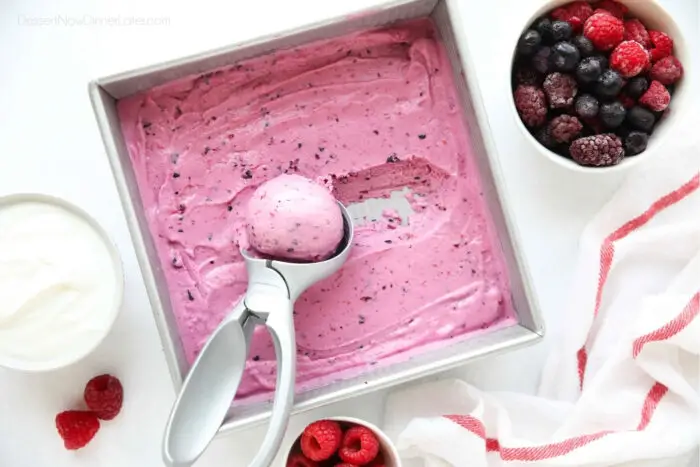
[0,192,124,372]
[510,0,691,174]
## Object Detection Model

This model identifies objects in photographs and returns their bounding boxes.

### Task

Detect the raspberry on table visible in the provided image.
[338,426,381,465]
[570,134,625,166]
[648,31,674,62]
[650,56,684,85]
[596,0,629,19]
[84,374,124,421]
[626,106,656,132]
[583,12,624,51]
[301,420,343,461]
[639,80,671,112]
[625,131,649,156]
[55,410,100,450]
[600,101,627,128]
[543,72,578,109]
[575,94,600,119]
[550,41,581,72]
[610,41,649,78]
[625,76,649,99]
[549,115,583,143]
[514,85,548,127]
[287,453,320,467]
[623,19,651,48]
[596,69,624,99]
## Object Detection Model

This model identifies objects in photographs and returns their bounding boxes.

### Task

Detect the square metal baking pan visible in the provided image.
[89,0,544,436]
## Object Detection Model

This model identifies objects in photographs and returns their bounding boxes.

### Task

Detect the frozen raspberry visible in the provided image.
[338,426,380,465]
[596,0,628,19]
[514,85,547,127]
[583,12,624,51]
[84,374,124,421]
[543,72,578,109]
[639,80,671,112]
[549,115,583,143]
[610,41,649,78]
[648,31,674,62]
[287,453,319,467]
[623,19,651,47]
[570,134,625,166]
[552,1,593,33]
[650,56,684,85]
[55,410,100,450]
[301,420,343,461]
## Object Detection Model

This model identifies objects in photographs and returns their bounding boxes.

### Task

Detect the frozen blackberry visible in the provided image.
[549,115,583,143]
[543,72,578,109]
[600,101,626,128]
[596,70,624,99]
[575,94,600,118]
[534,17,555,44]
[576,56,604,85]
[514,85,547,128]
[517,30,542,56]
[624,131,649,156]
[626,106,656,132]
[570,134,625,167]
[531,46,552,74]
[549,42,580,72]
[625,76,649,99]
[551,20,573,42]
[572,35,595,57]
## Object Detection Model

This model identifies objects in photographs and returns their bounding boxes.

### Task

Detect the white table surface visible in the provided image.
[0,0,697,465]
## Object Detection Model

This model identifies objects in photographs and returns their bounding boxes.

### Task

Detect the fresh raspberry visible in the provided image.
[650,56,684,85]
[338,426,380,465]
[551,1,593,33]
[583,12,624,51]
[514,85,547,128]
[648,31,674,62]
[543,73,578,109]
[570,134,625,166]
[639,80,671,112]
[84,374,124,420]
[55,410,100,450]
[549,115,583,143]
[596,0,628,19]
[610,41,649,78]
[623,19,651,48]
[301,420,343,461]
[287,453,319,467]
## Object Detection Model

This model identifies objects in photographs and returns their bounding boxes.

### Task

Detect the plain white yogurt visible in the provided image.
[0,197,121,371]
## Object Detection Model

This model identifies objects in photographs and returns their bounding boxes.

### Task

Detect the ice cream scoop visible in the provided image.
[162,200,354,467]
[246,174,344,262]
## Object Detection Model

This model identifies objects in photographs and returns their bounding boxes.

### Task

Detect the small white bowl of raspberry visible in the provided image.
[510,0,690,172]
[285,417,402,467]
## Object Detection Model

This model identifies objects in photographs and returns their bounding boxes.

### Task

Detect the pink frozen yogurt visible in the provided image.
[246,174,343,261]
[116,18,517,401]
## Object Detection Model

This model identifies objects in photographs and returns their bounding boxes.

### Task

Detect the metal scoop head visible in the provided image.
[163,201,354,467]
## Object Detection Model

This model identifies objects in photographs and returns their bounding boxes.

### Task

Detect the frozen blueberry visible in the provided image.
[575,94,600,119]
[551,20,573,42]
[625,77,650,100]
[596,70,624,99]
[624,131,649,156]
[576,56,604,85]
[572,35,595,57]
[531,46,552,74]
[517,30,542,56]
[533,17,555,44]
[626,106,656,133]
[549,41,580,72]
[600,101,627,128]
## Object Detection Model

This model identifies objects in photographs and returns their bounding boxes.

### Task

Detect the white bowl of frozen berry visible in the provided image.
[285,417,401,467]
[510,0,689,171]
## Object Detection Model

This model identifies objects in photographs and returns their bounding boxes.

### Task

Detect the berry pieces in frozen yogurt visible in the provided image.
[512,0,685,166]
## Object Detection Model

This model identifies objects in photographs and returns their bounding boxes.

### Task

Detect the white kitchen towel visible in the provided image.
[384,135,700,467]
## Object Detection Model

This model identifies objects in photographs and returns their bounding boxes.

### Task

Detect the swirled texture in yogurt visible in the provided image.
[117,18,516,400]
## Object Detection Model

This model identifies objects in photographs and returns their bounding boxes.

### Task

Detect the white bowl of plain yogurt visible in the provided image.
[0,193,123,372]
